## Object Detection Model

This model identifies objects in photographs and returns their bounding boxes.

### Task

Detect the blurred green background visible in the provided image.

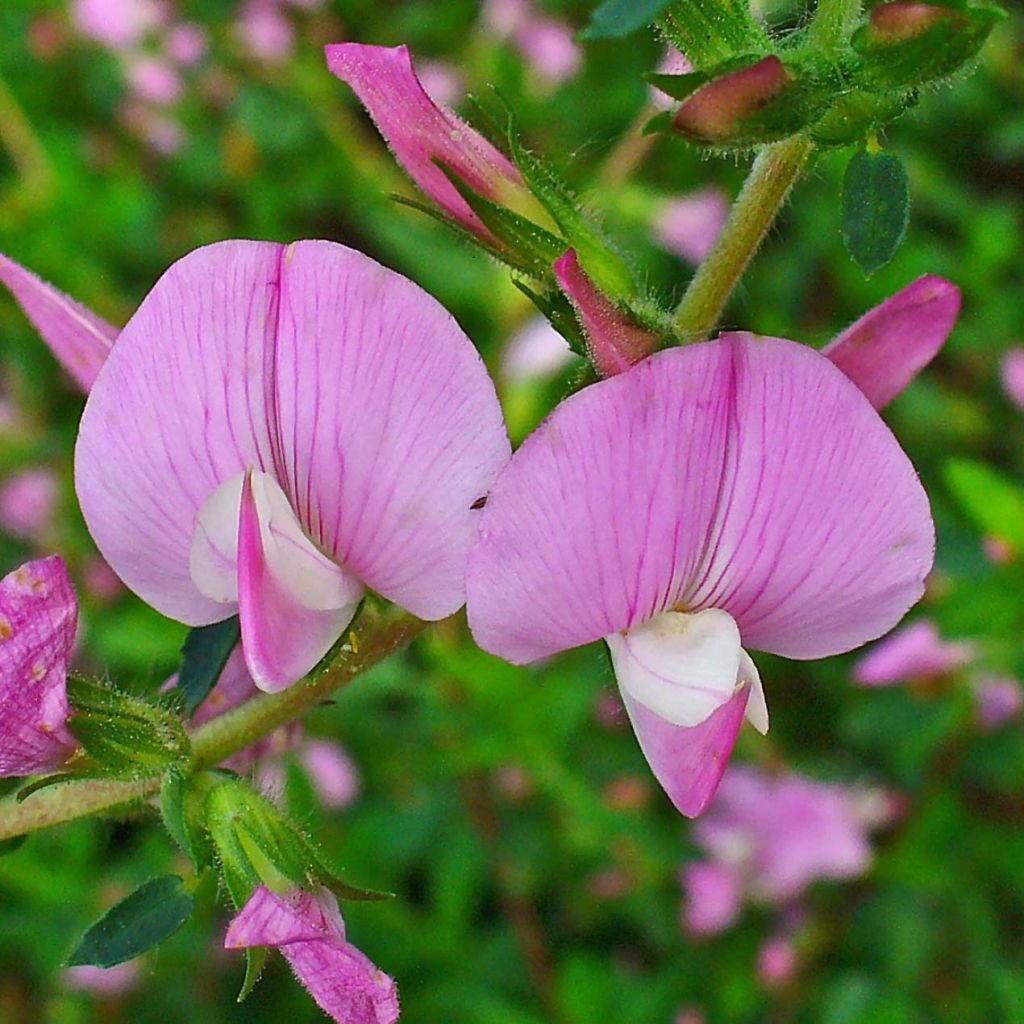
[1,1,1024,1022]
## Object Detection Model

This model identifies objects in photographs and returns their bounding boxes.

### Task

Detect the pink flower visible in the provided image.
[514,17,581,85]
[467,336,934,814]
[126,55,183,106]
[120,102,185,154]
[0,253,117,391]
[973,675,1023,730]
[0,555,79,776]
[63,961,140,996]
[416,61,464,107]
[655,189,729,265]
[1001,347,1024,409]
[500,316,574,383]
[325,43,529,243]
[650,48,695,110]
[71,0,166,49]
[757,936,798,988]
[0,467,59,541]
[75,241,509,692]
[822,275,961,410]
[853,619,974,686]
[82,556,124,603]
[299,739,361,808]
[237,0,294,64]
[224,886,399,1024]
[681,861,742,935]
[554,249,657,377]
[165,22,207,66]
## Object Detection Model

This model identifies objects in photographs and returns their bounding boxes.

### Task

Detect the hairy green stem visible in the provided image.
[0,610,426,842]
[671,134,813,342]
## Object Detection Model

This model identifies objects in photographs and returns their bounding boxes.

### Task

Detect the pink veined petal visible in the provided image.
[467,335,933,665]
[605,609,742,727]
[237,471,362,692]
[620,683,750,817]
[553,249,656,377]
[0,253,118,392]
[225,887,399,1024]
[0,555,78,776]
[76,240,509,627]
[325,42,525,240]
[822,275,961,409]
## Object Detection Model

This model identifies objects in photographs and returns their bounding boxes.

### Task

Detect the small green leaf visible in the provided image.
[238,946,268,1003]
[581,0,674,40]
[842,148,911,277]
[66,876,195,968]
[160,770,213,870]
[945,458,1024,550]
[177,616,240,716]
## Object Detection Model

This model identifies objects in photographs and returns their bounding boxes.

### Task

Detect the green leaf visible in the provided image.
[66,876,195,968]
[945,458,1024,550]
[237,946,268,1003]
[656,0,771,68]
[176,616,240,716]
[160,770,213,870]
[581,0,674,40]
[841,148,911,277]
[67,677,192,778]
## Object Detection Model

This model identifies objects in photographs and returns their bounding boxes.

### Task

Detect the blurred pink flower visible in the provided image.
[165,22,207,66]
[500,316,574,383]
[650,47,695,110]
[417,61,464,107]
[973,675,1023,730]
[238,0,294,63]
[757,936,798,988]
[482,0,581,85]
[126,55,183,106]
[120,101,185,154]
[1000,347,1024,409]
[72,0,166,49]
[299,739,360,808]
[0,555,79,776]
[63,961,140,996]
[655,189,730,265]
[225,886,399,1024]
[82,556,124,603]
[672,1010,706,1024]
[982,534,1015,565]
[681,860,742,935]
[0,467,58,541]
[853,619,974,687]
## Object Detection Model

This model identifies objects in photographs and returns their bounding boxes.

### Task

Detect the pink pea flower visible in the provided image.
[71,0,166,49]
[325,43,530,244]
[973,675,1023,730]
[0,253,117,391]
[466,336,934,815]
[0,467,59,541]
[822,275,961,410]
[237,0,294,64]
[681,861,742,935]
[654,189,729,265]
[1000,347,1024,409]
[224,886,400,1024]
[500,316,574,384]
[165,22,207,67]
[853,619,974,686]
[515,17,581,86]
[0,555,79,776]
[63,961,140,996]
[125,55,183,106]
[74,240,509,693]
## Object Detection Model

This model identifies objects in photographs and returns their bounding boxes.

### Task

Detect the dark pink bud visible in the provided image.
[673,56,791,143]
[869,2,960,43]
[553,249,657,377]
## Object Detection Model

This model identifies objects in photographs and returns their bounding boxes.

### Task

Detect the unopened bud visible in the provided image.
[673,56,791,143]
[868,2,961,43]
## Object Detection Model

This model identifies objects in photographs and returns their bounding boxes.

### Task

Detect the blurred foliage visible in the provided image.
[1,1,1024,1023]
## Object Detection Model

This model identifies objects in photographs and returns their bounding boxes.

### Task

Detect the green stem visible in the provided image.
[807,0,862,48]
[671,134,813,342]
[0,610,426,842]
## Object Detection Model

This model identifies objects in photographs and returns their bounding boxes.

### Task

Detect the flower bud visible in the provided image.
[868,2,961,43]
[673,56,792,144]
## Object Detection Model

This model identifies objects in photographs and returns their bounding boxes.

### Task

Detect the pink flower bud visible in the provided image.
[0,467,58,542]
[757,936,798,988]
[973,675,1023,730]
[852,619,973,687]
[553,249,658,376]
[673,56,791,143]
[869,2,959,43]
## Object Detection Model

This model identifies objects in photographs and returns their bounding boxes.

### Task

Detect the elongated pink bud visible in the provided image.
[673,56,791,143]
[869,2,960,43]
[325,42,529,242]
[823,274,960,409]
[553,249,657,376]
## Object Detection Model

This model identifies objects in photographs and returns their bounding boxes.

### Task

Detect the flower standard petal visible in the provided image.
[225,887,400,1024]
[822,275,961,409]
[0,253,117,392]
[0,555,78,776]
[237,471,363,692]
[325,42,526,241]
